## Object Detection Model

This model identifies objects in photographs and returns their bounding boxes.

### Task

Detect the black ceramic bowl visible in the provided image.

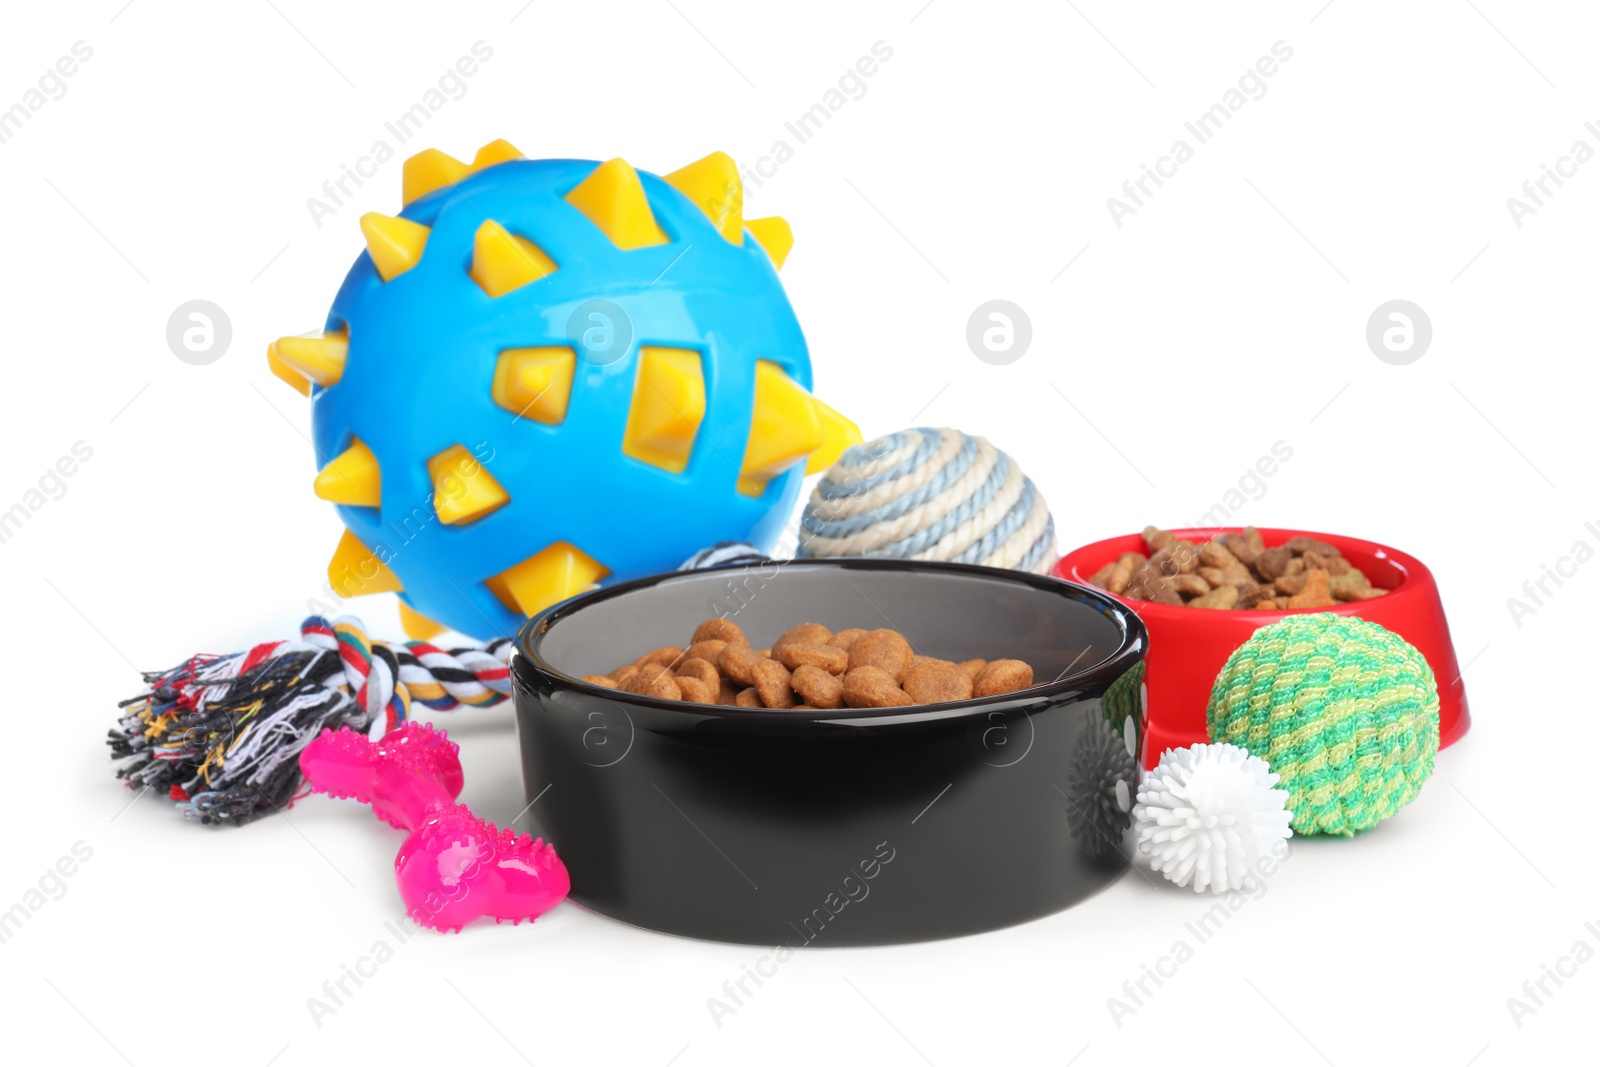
[511,558,1147,946]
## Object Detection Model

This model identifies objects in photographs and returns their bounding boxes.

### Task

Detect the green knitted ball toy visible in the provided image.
[1205,613,1439,837]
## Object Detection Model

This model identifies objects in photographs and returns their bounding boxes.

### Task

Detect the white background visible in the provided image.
[0,1,1592,1064]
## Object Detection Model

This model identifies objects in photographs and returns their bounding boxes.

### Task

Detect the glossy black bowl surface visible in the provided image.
[511,558,1147,946]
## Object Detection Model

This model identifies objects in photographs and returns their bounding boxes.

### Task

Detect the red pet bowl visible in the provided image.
[1054,528,1470,768]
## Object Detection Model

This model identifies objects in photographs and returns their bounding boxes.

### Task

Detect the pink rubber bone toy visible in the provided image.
[299,722,569,932]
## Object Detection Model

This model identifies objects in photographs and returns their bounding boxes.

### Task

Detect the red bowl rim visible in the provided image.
[1053,526,1436,622]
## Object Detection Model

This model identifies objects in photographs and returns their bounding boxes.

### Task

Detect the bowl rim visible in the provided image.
[513,557,1148,723]
[1053,526,1436,622]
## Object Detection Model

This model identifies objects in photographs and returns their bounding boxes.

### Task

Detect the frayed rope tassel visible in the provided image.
[108,616,513,826]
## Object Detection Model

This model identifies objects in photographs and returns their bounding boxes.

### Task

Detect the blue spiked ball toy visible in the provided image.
[267,142,860,640]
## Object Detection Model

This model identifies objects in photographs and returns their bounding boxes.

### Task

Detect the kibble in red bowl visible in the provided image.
[1055,526,1470,767]
[1085,525,1388,610]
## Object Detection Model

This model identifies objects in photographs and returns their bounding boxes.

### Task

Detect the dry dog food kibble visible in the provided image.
[751,658,797,709]
[692,619,749,647]
[634,646,685,668]
[902,659,973,704]
[846,629,915,683]
[973,659,1035,697]
[791,664,844,709]
[827,628,868,650]
[589,618,1036,709]
[774,643,849,674]
[623,663,681,700]
[842,665,914,708]
[675,675,717,704]
[1087,525,1387,610]
[717,644,765,687]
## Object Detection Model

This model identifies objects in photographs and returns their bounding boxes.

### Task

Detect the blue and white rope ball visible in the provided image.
[796,427,1058,574]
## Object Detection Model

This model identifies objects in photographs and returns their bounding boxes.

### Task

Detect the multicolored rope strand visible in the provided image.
[108,616,514,826]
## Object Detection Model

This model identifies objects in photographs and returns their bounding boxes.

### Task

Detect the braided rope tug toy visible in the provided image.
[109,617,514,825]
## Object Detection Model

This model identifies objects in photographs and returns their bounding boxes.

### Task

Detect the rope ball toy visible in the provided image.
[1206,613,1440,837]
[796,427,1058,574]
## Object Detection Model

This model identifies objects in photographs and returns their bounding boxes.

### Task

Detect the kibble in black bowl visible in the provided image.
[511,558,1147,945]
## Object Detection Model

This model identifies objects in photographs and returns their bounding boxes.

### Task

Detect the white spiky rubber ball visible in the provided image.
[1133,743,1293,894]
